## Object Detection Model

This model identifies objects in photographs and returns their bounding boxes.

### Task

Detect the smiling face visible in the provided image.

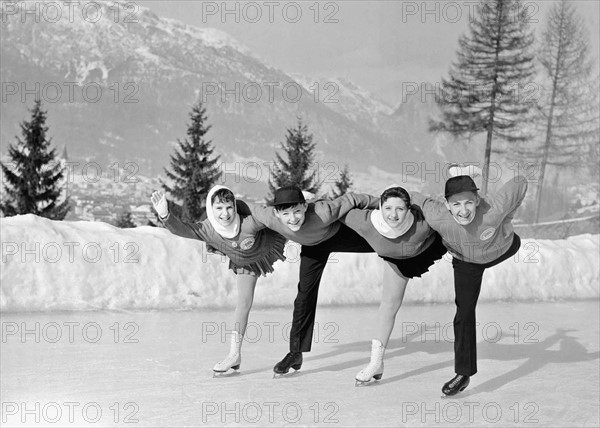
[274,203,308,231]
[381,197,409,229]
[445,191,480,226]
[212,200,235,227]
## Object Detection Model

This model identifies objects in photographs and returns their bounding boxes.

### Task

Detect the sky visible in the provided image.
[137,0,600,106]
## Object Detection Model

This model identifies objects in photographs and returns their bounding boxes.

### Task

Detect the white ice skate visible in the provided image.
[355,339,385,386]
[213,331,242,377]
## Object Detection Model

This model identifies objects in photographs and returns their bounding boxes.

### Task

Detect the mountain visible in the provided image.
[291,74,394,129]
[1,0,470,197]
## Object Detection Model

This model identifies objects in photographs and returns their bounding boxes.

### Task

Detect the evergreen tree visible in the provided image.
[0,99,70,219]
[330,164,353,199]
[430,0,536,193]
[268,118,320,198]
[517,0,599,222]
[116,211,136,228]
[161,101,221,222]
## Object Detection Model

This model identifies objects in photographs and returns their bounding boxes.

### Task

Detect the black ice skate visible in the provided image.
[273,352,303,378]
[442,374,470,396]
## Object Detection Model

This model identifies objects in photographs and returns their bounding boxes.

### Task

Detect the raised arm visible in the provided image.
[491,175,528,223]
[151,191,209,241]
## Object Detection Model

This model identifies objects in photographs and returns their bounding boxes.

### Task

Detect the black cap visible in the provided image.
[444,175,479,199]
[271,185,306,206]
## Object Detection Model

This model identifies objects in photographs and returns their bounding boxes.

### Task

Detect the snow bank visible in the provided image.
[1,215,598,312]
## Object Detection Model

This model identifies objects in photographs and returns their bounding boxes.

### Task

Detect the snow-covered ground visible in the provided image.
[1,215,598,312]
[2,302,598,427]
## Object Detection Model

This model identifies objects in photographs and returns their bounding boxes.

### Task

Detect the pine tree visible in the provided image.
[330,164,353,198]
[430,0,536,193]
[518,0,599,222]
[116,211,136,228]
[0,99,71,219]
[161,101,221,222]
[268,118,320,198]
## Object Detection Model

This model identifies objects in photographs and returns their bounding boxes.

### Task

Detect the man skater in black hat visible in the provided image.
[249,186,378,375]
[410,165,528,395]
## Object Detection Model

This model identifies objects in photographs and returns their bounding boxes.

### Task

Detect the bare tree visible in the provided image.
[518,0,599,222]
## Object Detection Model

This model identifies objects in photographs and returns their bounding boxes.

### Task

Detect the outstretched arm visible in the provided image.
[408,191,444,213]
[315,192,379,225]
[151,191,209,241]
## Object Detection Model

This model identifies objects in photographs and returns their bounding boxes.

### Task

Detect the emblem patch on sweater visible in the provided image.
[240,237,256,250]
[480,228,496,241]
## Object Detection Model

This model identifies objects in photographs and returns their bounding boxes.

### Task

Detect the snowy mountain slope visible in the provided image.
[291,74,394,128]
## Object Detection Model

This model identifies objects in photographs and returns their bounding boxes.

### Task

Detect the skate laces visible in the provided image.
[281,352,299,365]
[450,375,463,387]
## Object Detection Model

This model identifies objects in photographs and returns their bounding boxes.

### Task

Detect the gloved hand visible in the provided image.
[151,191,169,218]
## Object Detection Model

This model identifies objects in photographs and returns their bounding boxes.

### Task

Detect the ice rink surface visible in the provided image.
[2,301,599,427]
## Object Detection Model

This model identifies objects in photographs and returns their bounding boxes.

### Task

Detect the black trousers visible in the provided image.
[289,224,374,352]
[452,234,522,376]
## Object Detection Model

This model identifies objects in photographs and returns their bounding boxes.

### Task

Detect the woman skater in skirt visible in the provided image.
[151,185,286,375]
[341,186,447,385]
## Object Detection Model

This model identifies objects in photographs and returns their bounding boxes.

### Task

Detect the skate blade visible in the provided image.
[440,389,468,399]
[354,378,381,387]
[440,393,458,399]
[272,369,300,379]
[213,370,240,378]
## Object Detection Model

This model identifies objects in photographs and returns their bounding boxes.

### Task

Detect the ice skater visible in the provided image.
[249,185,379,375]
[151,185,286,375]
[340,186,447,385]
[410,165,528,395]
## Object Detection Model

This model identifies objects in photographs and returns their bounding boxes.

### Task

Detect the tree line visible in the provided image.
[0,98,351,225]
